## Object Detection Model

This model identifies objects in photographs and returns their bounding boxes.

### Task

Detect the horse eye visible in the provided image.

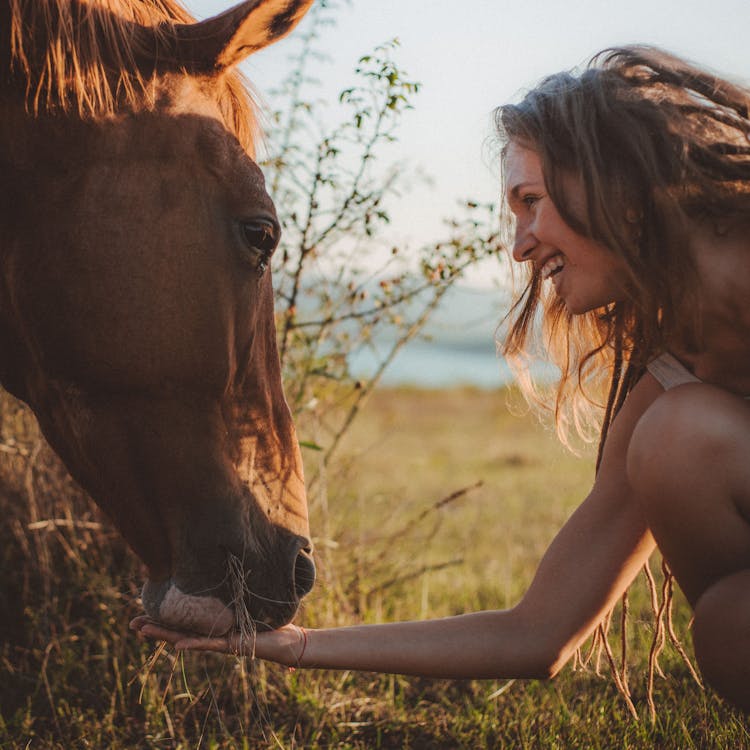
[243,220,278,252]
[240,220,279,274]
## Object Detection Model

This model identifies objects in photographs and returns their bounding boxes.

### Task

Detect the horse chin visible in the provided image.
[141,579,235,636]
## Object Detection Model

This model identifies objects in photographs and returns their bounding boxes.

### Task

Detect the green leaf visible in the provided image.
[299,440,324,451]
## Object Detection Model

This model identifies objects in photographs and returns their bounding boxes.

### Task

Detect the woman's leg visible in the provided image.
[627,382,750,710]
[693,570,750,711]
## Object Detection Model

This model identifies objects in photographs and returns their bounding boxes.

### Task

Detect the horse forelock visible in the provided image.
[5,0,260,156]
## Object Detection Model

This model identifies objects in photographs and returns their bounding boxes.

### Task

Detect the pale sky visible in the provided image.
[189,0,750,260]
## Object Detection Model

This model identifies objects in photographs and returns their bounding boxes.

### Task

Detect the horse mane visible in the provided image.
[6,0,260,154]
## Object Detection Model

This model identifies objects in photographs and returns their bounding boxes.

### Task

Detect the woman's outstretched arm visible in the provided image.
[132,374,662,679]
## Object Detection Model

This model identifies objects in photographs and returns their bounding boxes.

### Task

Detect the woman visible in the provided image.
[132,46,750,711]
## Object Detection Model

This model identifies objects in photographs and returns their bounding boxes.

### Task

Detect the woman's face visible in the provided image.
[504,142,628,314]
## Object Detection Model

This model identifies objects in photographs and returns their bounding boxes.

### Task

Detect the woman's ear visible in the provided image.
[625,208,641,225]
[624,207,643,241]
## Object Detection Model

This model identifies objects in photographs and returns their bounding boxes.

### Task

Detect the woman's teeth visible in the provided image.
[541,254,564,280]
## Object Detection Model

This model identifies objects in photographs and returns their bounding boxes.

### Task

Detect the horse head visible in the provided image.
[0,0,315,635]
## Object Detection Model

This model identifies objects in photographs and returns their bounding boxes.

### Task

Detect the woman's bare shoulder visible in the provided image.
[595,372,665,481]
[613,372,664,435]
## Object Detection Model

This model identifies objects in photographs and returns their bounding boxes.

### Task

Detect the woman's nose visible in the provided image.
[512,222,536,263]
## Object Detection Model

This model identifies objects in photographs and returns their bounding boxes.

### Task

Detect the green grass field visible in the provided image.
[1,386,748,748]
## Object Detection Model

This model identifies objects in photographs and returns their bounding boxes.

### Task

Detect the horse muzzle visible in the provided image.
[140,533,316,635]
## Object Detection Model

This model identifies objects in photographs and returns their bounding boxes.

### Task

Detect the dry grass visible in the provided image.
[0,385,747,749]
[309,386,595,618]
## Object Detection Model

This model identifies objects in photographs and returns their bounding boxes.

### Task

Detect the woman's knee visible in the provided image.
[693,570,750,712]
[626,383,748,498]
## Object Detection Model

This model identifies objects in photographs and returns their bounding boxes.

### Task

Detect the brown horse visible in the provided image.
[0,0,315,636]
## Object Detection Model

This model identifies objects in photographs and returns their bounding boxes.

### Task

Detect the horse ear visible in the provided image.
[152,0,315,73]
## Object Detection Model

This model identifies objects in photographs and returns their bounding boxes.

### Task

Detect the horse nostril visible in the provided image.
[293,547,316,598]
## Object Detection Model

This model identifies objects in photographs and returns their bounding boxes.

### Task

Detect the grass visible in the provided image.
[0,385,747,749]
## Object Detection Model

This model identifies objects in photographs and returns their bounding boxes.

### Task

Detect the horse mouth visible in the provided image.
[141,579,235,636]
[138,538,315,635]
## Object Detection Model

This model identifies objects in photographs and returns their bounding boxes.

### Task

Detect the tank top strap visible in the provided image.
[646,352,701,390]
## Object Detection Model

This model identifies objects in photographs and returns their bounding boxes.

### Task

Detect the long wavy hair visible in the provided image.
[495,46,750,459]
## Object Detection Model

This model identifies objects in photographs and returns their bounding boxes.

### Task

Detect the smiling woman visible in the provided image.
[496,48,750,446]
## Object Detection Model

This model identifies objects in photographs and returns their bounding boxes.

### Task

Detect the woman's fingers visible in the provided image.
[139,623,194,644]
[130,616,254,655]
[173,635,239,653]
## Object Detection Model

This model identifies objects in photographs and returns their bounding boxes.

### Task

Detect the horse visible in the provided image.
[0,0,316,637]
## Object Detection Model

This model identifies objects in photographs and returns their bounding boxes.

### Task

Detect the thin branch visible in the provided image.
[364,558,464,599]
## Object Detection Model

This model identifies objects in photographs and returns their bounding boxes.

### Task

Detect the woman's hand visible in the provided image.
[129,616,308,667]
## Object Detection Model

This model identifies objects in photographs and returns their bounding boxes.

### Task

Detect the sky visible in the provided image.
[187,0,750,268]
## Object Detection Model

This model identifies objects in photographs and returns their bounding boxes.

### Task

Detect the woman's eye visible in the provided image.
[522,195,539,208]
[240,220,279,274]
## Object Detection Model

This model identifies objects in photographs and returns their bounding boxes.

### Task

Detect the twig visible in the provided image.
[364,557,464,598]
[27,518,104,531]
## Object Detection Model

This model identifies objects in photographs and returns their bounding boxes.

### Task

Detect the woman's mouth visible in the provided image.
[541,253,565,280]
